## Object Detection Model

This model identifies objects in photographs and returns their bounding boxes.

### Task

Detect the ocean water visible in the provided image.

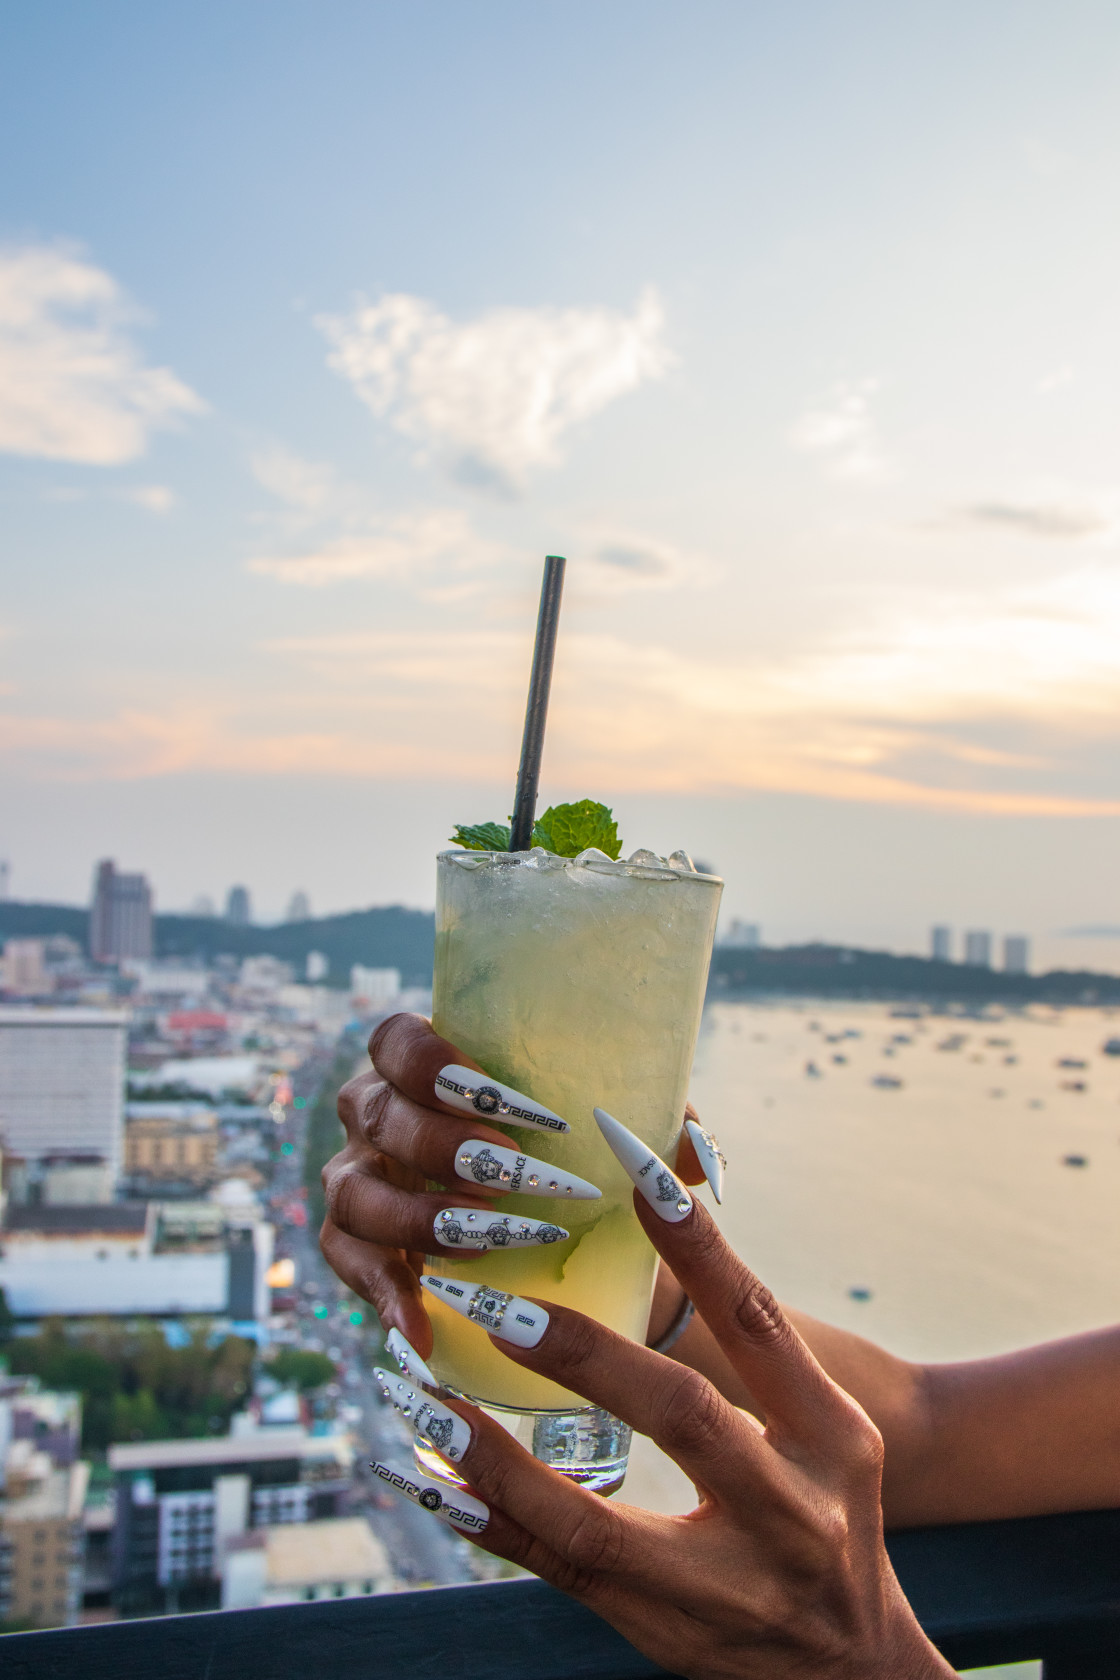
[622,998,1120,1677]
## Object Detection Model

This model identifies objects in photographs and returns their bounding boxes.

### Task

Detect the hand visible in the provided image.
[381,1181,954,1679]
[319,1012,706,1355]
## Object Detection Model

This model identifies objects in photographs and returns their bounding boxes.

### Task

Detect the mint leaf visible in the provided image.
[530,800,622,859]
[449,821,511,852]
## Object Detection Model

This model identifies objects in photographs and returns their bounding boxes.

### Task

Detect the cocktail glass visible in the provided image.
[420,844,722,1493]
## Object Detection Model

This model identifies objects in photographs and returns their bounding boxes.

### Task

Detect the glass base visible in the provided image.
[414,1402,632,1496]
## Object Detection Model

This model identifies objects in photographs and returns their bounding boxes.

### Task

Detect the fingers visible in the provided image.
[338,1076,595,1201]
[369,1012,482,1113]
[592,1105,860,1454]
[634,1197,864,1455]
[319,1217,431,1351]
[323,1155,571,1258]
[470,1293,762,1494]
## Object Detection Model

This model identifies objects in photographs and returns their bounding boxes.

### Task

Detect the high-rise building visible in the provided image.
[963,930,992,968]
[720,919,761,949]
[225,885,251,926]
[0,1008,128,1183]
[90,860,153,962]
[285,890,310,922]
[1003,935,1030,974]
[930,925,952,963]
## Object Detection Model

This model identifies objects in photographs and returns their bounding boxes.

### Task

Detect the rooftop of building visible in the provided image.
[108,1429,351,1473]
[2,1461,89,1523]
[246,1518,391,1588]
[0,1005,130,1026]
[3,1203,149,1235]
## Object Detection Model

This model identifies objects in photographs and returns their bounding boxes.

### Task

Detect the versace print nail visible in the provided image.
[420,1274,550,1349]
[368,1458,488,1533]
[434,1207,570,1251]
[385,1327,437,1389]
[593,1107,693,1223]
[455,1138,601,1201]
[436,1063,570,1134]
[684,1118,726,1204]
[374,1368,472,1462]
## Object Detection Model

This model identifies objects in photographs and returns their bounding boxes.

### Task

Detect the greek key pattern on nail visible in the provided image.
[436,1070,567,1132]
[368,1460,487,1531]
[468,1286,512,1331]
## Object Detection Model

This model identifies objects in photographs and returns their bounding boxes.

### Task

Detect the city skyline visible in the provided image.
[4,4,1120,956]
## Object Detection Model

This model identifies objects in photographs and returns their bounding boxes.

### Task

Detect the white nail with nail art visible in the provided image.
[455,1138,600,1200]
[593,1107,694,1223]
[684,1118,726,1204]
[436,1064,570,1134]
[434,1208,570,1251]
[385,1328,437,1389]
[368,1458,487,1532]
[374,1368,472,1462]
[420,1274,549,1349]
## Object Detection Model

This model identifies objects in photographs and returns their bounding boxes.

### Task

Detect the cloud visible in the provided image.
[573,532,711,597]
[0,243,204,463]
[248,507,502,586]
[13,564,1120,817]
[250,446,342,515]
[116,484,176,513]
[316,287,671,488]
[947,498,1117,542]
[789,379,887,482]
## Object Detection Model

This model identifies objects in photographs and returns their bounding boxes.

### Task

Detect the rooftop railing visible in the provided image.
[3,1506,1119,1677]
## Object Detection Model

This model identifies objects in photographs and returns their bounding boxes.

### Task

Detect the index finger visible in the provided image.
[370,1013,571,1135]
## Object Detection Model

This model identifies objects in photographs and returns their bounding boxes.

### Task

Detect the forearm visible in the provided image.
[658,1268,1120,1527]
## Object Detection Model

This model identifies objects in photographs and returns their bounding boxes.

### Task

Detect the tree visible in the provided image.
[264,1348,336,1391]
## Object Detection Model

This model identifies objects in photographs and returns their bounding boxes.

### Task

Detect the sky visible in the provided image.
[4,0,1120,966]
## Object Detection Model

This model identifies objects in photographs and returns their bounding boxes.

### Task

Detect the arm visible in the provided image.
[654,1268,1120,1526]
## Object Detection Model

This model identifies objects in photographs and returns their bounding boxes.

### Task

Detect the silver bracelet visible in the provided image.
[649,1293,695,1355]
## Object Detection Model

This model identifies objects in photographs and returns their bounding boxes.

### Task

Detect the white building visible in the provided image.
[349,966,401,1010]
[720,919,761,949]
[0,1008,128,1182]
[2,940,49,995]
[222,1517,393,1608]
[0,1201,274,1322]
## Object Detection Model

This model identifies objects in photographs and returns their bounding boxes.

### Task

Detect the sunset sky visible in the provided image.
[4,1,1120,962]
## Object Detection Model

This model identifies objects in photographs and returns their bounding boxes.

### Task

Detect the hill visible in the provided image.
[0,901,436,988]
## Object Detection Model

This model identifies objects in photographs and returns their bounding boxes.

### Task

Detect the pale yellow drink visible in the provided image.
[427,846,722,1413]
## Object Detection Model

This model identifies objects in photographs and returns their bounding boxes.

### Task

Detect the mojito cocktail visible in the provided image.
[427,846,721,1443]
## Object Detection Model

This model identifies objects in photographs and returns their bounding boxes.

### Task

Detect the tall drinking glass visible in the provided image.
[423,846,722,1492]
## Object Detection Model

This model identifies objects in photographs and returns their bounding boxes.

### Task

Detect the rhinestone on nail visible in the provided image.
[548,1180,558,1190]
[528,1174,539,1187]
[676,1197,691,1213]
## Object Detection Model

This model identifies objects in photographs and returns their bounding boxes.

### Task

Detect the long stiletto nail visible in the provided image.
[434,1208,570,1251]
[374,1368,472,1462]
[436,1063,570,1134]
[593,1108,693,1223]
[455,1139,600,1200]
[684,1118,726,1204]
[420,1274,549,1349]
[385,1327,437,1389]
[368,1458,488,1533]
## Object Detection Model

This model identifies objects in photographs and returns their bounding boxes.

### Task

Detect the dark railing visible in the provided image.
[4,1507,1120,1677]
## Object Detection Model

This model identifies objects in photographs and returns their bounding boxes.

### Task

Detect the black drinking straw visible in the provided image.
[509,555,567,851]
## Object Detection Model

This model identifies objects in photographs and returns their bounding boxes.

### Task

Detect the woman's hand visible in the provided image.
[373,1146,953,1679]
[319,1012,705,1354]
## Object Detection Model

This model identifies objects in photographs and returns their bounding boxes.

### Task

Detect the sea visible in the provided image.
[622,997,1120,1678]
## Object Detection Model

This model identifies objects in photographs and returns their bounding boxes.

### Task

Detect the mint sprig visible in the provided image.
[449,800,622,860]
[449,821,512,852]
